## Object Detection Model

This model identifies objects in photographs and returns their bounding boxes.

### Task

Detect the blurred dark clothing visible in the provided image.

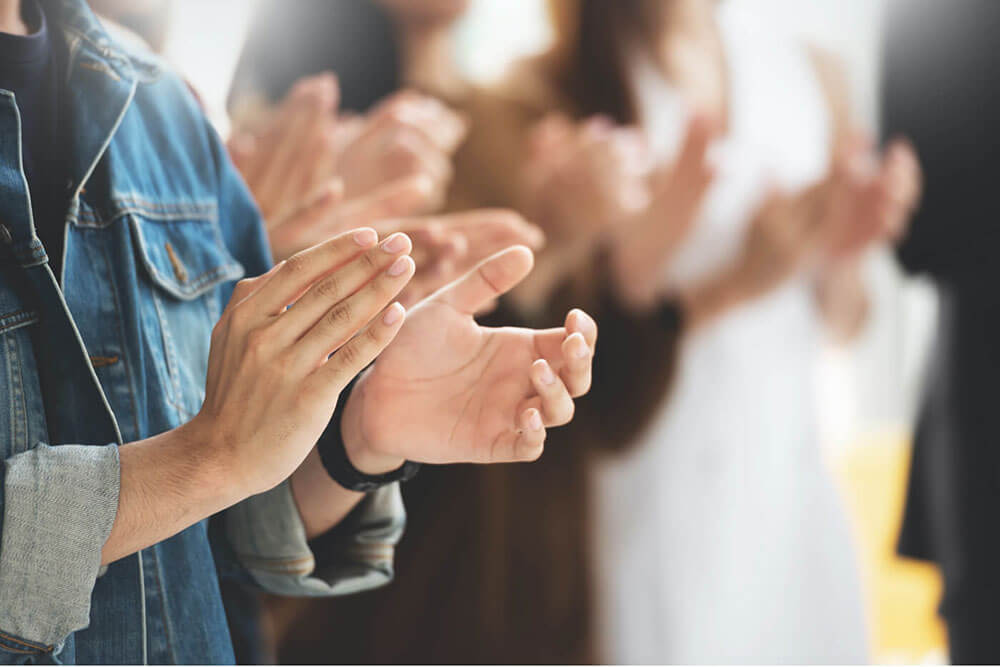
[0,0,69,274]
[228,0,399,114]
[883,0,1000,662]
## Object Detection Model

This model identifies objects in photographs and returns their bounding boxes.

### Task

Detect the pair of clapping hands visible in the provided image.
[519,110,921,323]
[202,73,593,485]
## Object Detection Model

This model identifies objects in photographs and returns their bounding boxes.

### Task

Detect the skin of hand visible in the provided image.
[228,73,341,222]
[510,113,649,313]
[679,132,923,334]
[818,135,922,266]
[230,79,466,240]
[102,228,417,563]
[609,111,719,310]
[268,183,545,306]
[340,245,598,472]
[811,134,922,339]
[375,209,546,307]
[267,175,437,261]
[333,90,468,210]
[186,228,417,495]
[523,113,649,240]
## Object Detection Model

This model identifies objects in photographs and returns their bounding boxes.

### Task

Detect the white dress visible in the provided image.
[591,4,869,663]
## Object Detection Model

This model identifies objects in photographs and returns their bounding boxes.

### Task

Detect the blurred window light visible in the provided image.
[453,0,552,84]
[162,0,262,135]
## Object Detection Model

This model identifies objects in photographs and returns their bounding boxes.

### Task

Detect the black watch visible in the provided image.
[316,382,421,492]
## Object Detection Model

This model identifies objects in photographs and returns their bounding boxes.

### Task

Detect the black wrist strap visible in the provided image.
[316,379,421,492]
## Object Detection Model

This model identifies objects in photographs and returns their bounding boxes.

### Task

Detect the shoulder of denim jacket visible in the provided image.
[94,15,164,83]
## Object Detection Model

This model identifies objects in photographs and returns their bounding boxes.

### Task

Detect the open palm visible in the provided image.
[343,246,596,465]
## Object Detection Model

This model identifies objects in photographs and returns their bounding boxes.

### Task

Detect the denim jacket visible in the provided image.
[0,2,405,663]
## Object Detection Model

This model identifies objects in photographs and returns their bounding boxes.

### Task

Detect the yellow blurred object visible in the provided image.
[829,427,948,663]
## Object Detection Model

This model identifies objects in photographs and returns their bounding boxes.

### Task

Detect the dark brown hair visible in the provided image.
[536,0,683,451]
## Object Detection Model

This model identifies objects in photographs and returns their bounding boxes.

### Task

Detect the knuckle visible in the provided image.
[245,327,272,357]
[325,302,353,328]
[336,339,361,367]
[315,273,341,301]
[359,249,380,272]
[233,277,255,296]
[284,252,310,276]
[228,303,252,331]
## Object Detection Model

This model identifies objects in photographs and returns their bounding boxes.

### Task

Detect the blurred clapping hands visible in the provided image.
[228,72,543,306]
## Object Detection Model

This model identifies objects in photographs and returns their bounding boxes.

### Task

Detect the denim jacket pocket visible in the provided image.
[128,212,244,420]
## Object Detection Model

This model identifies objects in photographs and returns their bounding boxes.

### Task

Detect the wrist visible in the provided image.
[340,375,406,475]
[678,269,742,332]
[170,417,253,506]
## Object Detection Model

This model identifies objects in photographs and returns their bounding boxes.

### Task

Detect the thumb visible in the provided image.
[433,245,534,314]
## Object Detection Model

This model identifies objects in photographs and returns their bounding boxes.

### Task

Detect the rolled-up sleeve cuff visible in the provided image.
[224,480,405,597]
[0,443,120,650]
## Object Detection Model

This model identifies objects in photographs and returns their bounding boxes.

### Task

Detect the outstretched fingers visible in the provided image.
[307,301,408,401]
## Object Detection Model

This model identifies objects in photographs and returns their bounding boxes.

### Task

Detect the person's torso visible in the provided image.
[591,6,867,662]
[0,3,252,661]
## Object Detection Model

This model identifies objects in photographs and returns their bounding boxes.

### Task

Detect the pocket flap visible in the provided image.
[130,216,244,300]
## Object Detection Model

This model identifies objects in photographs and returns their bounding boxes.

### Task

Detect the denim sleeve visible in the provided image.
[0,443,120,653]
[223,481,405,596]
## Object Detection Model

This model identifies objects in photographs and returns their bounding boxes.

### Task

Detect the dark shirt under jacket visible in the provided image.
[0,0,68,274]
[883,1,1000,662]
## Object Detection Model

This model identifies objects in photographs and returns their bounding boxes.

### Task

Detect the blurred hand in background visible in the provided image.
[229,73,540,307]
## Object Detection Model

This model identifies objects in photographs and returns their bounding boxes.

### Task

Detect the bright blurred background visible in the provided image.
[155,1,945,661]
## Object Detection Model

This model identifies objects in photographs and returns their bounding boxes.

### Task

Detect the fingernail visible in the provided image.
[353,228,377,246]
[381,233,408,253]
[382,302,405,326]
[538,362,556,385]
[528,409,543,431]
[387,255,411,277]
[570,333,588,358]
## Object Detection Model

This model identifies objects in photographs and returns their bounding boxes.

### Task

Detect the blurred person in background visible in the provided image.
[452,0,921,662]
[883,0,998,663]
[230,1,606,662]
[231,0,921,663]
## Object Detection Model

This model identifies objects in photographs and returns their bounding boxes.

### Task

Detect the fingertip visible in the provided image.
[353,227,378,247]
[532,358,556,385]
[380,232,413,254]
[525,407,543,432]
[387,254,415,278]
[567,308,597,341]
[565,331,589,359]
[382,301,406,326]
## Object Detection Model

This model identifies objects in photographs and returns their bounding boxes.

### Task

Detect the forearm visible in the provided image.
[609,221,686,310]
[101,423,245,565]
[290,386,404,540]
[676,267,747,332]
[289,448,365,540]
